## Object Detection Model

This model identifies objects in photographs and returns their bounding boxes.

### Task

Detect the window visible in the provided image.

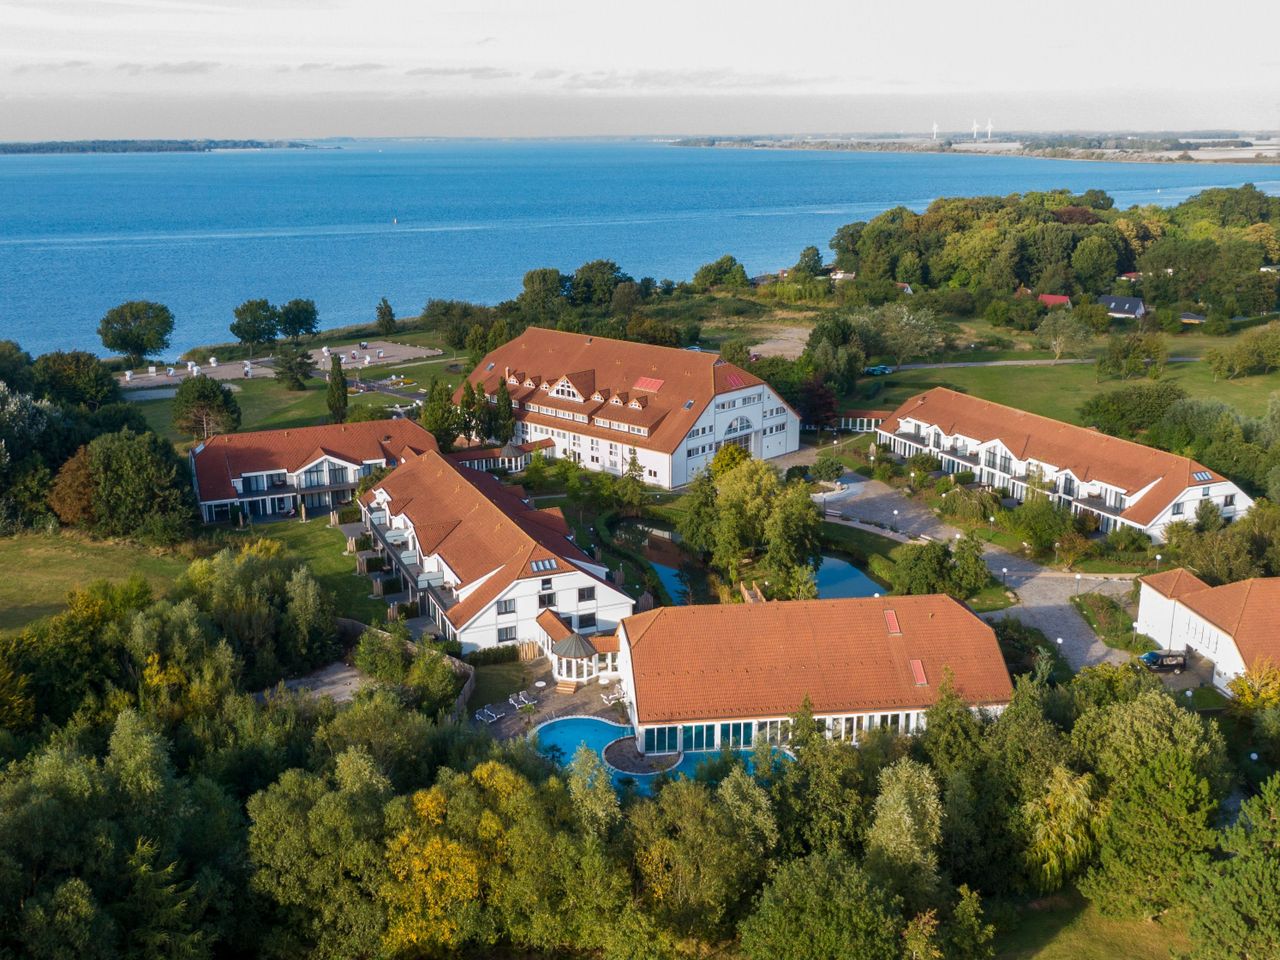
[682,723,716,751]
[1172,502,1184,516]
[498,626,517,643]
[644,726,679,754]
[725,416,752,436]
[578,587,595,602]
[538,593,555,609]
[719,721,753,747]
[1225,494,1236,507]
[540,578,553,591]
[577,613,597,630]
[1202,486,1211,498]
[497,598,516,615]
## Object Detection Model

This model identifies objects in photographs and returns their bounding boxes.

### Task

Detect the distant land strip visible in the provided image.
[0,139,318,155]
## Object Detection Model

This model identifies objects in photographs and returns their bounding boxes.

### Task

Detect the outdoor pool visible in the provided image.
[533,716,757,791]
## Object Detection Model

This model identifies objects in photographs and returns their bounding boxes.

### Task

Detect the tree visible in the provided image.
[33,350,120,410]
[1071,235,1120,293]
[492,386,515,444]
[799,377,837,432]
[570,259,628,307]
[764,482,822,588]
[1080,750,1217,918]
[229,299,279,358]
[326,355,348,424]
[277,298,319,342]
[375,297,397,336]
[614,450,649,515]
[878,304,945,368]
[712,459,779,579]
[793,246,824,279]
[610,281,641,319]
[890,541,952,596]
[1021,765,1104,893]
[0,339,35,393]
[458,381,478,442]
[709,443,748,478]
[420,381,461,452]
[273,342,316,390]
[1187,773,1280,960]
[949,533,990,599]
[1010,495,1073,551]
[172,374,241,440]
[1035,310,1091,363]
[737,853,902,960]
[85,429,195,542]
[865,758,943,914]
[676,469,719,555]
[98,301,174,366]
[48,445,95,526]
[693,255,749,290]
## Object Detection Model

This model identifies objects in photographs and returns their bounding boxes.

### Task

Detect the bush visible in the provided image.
[784,465,809,483]
[382,575,402,594]
[906,452,942,474]
[432,636,463,658]
[811,455,844,483]
[953,470,975,486]
[354,626,410,684]
[867,553,897,585]
[465,644,521,666]
[354,533,372,551]
[872,461,897,483]
[337,504,361,524]
[1071,593,1155,654]
[1106,525,1150,553]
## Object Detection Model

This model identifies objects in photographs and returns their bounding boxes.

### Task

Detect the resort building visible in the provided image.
[190,419,436,523]
[876,388,1252,541]
[614,596,1013,756]
[1136,568,1280,693]
[459,327,801,489]
[360,449,633,653]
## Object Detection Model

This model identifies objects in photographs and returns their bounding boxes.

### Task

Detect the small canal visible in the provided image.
[617,521,883,604]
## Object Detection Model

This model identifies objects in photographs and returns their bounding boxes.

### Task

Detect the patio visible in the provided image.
[473,657,629,740]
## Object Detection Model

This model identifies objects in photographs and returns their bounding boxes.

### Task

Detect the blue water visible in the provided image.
[650,550,880,603]
[533,715,759,792]
[3,139,1279,357]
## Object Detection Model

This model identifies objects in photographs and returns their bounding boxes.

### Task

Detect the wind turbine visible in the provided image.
[931,121,939,141]
[986,118,993,141]
[972,119,979,141]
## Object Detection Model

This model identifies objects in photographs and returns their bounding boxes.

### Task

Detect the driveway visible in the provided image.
[820,473,1131,670]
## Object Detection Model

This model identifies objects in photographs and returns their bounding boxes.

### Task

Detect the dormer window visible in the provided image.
[539,382,551,391]
[629,399,642,409]
[610,396,623,405]
[507,375,519,384]
[591,392,604,401]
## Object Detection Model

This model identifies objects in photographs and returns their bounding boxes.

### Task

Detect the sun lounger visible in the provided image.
[515,690,537,707]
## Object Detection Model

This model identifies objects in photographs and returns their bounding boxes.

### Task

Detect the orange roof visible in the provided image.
[881,388,1226,526]
[1163,575,1280,671]
[361,450,605,630]
[192,419,436,502]
[621,596,1013,725]
[460,327,769,455]
[537,609,574,642]
[1140,567,1210,600]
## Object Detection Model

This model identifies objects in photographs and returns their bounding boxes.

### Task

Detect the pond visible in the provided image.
[618,520,884,604]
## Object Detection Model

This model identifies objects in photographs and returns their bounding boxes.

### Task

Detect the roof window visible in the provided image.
[884,609,901,635]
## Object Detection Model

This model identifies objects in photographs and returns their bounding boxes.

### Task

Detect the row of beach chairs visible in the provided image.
[473,688,538,724]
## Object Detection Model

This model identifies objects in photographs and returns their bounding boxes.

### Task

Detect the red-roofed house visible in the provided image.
[459,327,799,488]
[190,419,436,523]
[876,388,1252,541]
[1137,569,1280,691]
[360,450,633,653]
[1038,294,1072,309]
[614,596,1013,755]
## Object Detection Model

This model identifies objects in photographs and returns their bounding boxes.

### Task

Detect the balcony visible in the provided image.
[942,446,980,467]
[1076,495,1125,518]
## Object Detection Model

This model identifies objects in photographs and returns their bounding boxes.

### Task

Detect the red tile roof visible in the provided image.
[460,327,771,455]
[537,608,574,642]
[191,419,436,502]
[1140,568,1210,600]
[360,450,608,630]
[1148,571,1280,671]
[621,596,1012,725]
[1038,294,1071,308]
[881,388,1226,526]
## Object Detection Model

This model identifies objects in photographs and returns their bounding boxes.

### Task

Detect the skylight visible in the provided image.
[1192,471,1212,482]
[726,373,744,388]
[634,376,664,392]
[683,400,694,409]
[883,610,901,635]
[486,362,495,371]
[531,558,558,572]
[910,659,927,685]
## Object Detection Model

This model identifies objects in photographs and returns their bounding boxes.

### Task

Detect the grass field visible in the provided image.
[0,533,190,633]
[859,359,1280,421]
[468,661,534,711]
[992,893,1188,960]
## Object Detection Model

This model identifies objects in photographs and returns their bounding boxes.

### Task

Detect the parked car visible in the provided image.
[1139,650,1186,674]
[863,364,894,376]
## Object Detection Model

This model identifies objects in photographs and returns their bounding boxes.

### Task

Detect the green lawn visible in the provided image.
[859,359,1280,421]
[1071,593,1153,654]
[0,533,190,633]
[241,518,388,624]
[468,661,533,711]
[993,892,1188,960]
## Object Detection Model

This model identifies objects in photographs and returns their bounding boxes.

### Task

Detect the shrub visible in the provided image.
[953,470,975,486]
[784,465,809,483]
[1105,525,1150,554]
[465,644,521,666]
[354,533,372,551]
[1071,593,1155,654]
[906,452,942,475]
[337,504,361,524]
[382,575,402,594]
[353,626,410,684]
[432,636,463,658]
[365,556,384,573]
[939,486,1001,523]
[872,461,897,483]
[867,553,897,586]
[811,455,844,483]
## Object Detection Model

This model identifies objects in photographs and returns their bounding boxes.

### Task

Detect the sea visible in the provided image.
[2,138,1279,358]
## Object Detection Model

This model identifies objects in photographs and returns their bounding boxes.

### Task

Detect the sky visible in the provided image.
[1,0,1277,139]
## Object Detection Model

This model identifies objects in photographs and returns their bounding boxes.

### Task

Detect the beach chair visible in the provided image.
[515,690,537,707]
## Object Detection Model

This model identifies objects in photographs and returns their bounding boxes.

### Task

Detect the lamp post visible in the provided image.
[1155,553,1163,571]
[1075,573,1082,595]
[892,509,899,532]
[1001,566,1008,586]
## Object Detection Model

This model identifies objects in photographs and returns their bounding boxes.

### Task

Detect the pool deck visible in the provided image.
[475,658,630,739]
[604,737,679,775]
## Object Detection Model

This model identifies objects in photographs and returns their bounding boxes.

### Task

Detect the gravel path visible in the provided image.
[820,474,1131,670]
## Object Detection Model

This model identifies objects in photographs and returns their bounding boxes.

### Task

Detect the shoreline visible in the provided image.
[672,140,1280,166]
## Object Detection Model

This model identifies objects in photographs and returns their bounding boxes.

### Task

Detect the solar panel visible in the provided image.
[1192,471,1212,482]
[883,610,901,635]
[633,376,664,392]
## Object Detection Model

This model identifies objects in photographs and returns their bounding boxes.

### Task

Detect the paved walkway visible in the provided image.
[819,473,1131,670]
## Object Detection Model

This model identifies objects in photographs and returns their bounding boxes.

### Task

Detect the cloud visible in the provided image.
[294,61,387,73]
[13,59,93,74]
[559,68,832,92]
[331,62,387,73]
[404,65,515,81]
[531,68,563,81]
[116,60,220,75]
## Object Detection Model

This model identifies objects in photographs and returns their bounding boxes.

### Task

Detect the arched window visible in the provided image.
[725,416,753,436]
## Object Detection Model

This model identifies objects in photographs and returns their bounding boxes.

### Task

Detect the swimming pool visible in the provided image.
[532,715,757,791]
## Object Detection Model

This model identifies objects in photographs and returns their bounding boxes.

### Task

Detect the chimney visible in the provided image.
[504,365,509,378]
